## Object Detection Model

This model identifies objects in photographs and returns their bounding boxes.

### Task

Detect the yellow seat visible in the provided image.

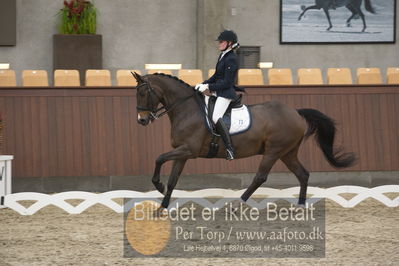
[0,69,16,86]
[147,69,173,75]
[357,68,382,84]
[178,69,203,86]
[387,67,399,84]
[268,68,293,85]
[297,68,323,85]
[238,69,264,85]
[327,68,353,85]
[208,69,215,78]
[85,69,111,86]
[22,70,49,86]
[116,70,142,86]
[54,69,80,86]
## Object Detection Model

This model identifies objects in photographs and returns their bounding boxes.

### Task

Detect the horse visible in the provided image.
[132,72,356,210]
[298,0,375,32]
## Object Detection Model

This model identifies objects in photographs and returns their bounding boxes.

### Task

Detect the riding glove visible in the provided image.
[195,83,209,93]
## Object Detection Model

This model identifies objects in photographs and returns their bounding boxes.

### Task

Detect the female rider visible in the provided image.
[195,30,240,160]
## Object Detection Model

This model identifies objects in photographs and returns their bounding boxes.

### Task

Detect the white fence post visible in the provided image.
[0,155,13,208]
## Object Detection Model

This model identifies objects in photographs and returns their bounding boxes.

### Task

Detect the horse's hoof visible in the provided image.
[327,27,332,31]
[296,200,307,209]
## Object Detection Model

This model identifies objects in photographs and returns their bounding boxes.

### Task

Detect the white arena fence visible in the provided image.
[2,185,398,215]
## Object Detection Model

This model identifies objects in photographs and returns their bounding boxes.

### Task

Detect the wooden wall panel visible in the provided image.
[0,85,398,178]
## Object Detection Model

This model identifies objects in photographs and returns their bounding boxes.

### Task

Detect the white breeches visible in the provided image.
[212,96,232,124]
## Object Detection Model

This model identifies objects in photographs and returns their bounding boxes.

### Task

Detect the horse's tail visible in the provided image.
[364,0,376,14]
[297,108,356,168]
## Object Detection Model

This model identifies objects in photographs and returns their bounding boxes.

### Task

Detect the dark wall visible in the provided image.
[0,0,16,46]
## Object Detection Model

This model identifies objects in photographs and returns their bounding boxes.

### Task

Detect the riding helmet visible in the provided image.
[216,30,238,43]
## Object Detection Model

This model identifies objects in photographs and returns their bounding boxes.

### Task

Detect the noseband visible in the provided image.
[136,81,163,121]
[136,80,194,121]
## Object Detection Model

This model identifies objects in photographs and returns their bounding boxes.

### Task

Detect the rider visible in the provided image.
[195,30,240,161]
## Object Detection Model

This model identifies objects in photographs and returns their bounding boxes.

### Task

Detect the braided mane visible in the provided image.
[149,72,194,89]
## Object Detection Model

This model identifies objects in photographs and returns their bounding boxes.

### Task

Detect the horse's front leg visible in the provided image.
[323,7,333,31]
[160,159,187,209]
[298,5,320,21]
[152,145,192,194]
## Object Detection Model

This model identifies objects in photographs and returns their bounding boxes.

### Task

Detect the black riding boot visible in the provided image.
[216,118,235,160]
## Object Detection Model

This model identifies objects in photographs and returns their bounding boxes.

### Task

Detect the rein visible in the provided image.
[135,81,194,121]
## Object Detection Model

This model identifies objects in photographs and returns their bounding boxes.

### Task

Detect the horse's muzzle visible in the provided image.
[137,112,151,126]
[137,117,150,126]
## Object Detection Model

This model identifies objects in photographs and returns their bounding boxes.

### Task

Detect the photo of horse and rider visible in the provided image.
[280,0,396,43]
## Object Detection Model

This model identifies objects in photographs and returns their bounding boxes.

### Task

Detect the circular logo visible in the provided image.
[125,200,171,255]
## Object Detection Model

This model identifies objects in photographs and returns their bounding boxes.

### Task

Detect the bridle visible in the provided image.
[135,80,194,121]
[136,81,162,121]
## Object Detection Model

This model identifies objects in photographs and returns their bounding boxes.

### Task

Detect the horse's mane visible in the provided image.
[148,73,194,89]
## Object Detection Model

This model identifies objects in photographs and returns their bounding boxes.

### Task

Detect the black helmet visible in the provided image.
[216,30,238,43]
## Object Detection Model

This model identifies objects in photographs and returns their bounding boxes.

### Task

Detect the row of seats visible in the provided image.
[176,67,398,85]
[239,67,399,85]
[0,69,198,87]
[1,67,398,87]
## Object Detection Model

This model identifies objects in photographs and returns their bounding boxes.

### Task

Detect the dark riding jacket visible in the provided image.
[203,50,239,100]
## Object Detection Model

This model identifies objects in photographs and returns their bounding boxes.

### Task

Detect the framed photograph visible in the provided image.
[280,0,396,44]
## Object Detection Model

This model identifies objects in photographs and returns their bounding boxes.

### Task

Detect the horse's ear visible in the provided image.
[131,71,144,84]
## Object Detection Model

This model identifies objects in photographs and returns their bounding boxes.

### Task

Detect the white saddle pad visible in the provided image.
[204,96,251,135]
[229,105,251,134]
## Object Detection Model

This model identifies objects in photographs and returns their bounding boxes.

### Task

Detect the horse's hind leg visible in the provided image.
[281,145,310,205]
[347,4,366,31]
[357,9,366,32]
[346,13,356,27]
[241,151,280,202]
[346,5,356,27]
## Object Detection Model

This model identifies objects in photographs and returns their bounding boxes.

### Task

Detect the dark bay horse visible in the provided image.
[298,0,375,32]
[133,72,355,209]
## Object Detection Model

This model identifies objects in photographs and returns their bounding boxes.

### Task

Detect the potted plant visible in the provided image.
[58,0,97,34]
[53,0,102,85]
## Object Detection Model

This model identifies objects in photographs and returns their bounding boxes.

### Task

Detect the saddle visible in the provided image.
[196,94,251,158]
[206,94,243,131]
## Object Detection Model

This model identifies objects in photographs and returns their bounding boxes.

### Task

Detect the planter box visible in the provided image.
[53,34,102,85]
[0,114,3,155]
[0,155,13,208]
